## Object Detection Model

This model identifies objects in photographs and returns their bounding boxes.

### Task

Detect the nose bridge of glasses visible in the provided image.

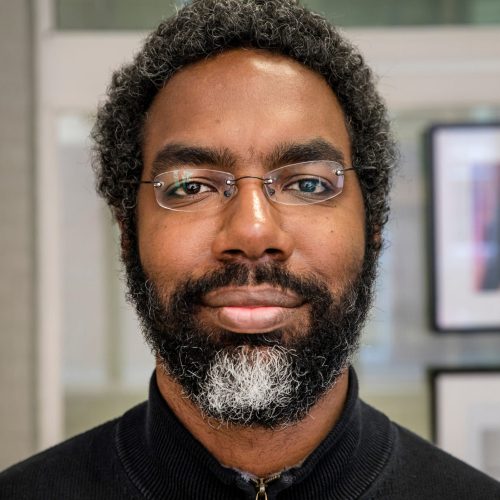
[226,175,273,185]
[224,175,274,199]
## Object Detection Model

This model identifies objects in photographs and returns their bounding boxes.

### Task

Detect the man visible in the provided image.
[2,1,499,498]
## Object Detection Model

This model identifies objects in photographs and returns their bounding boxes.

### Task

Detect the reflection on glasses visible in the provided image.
[139,160,371,212]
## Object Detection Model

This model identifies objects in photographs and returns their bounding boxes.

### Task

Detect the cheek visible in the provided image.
[295,212,366,285]
[137,213,217,285]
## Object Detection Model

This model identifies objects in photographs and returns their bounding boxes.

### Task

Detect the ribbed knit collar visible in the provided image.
[116,368,394,499]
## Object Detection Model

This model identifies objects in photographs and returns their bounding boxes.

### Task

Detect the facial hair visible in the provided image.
[124,247,376,429]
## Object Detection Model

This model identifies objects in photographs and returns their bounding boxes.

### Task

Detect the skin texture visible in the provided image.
[137,49,366,476]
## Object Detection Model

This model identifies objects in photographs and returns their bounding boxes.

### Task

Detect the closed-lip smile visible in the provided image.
[200,285,305,333]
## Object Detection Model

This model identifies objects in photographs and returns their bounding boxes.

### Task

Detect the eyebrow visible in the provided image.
[150,144,237,178]
[149,138,346,178]
[265,138,346,168]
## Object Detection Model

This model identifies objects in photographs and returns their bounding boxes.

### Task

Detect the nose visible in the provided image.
[211,180,295,263]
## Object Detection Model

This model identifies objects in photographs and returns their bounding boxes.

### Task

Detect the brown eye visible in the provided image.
[166,181,215,197]
[183,182,203,195]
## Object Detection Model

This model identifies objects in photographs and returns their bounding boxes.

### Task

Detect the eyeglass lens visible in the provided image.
[152,161,345,212]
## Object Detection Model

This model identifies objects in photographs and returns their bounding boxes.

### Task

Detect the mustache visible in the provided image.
[144,262,337,350]
[171,262,334,309]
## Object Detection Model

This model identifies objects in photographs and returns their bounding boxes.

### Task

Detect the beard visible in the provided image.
[124,242,377,429]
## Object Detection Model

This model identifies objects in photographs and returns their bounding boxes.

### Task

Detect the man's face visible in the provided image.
[133,49,370,427]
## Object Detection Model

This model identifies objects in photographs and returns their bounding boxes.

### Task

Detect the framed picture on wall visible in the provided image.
[428,123,500,331]
[430,368,500,481]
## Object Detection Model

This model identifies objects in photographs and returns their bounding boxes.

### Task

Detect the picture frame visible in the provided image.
[428,123,500,332]
[429,367,500,481]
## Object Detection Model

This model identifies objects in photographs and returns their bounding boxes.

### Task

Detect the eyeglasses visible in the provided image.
[139,160,371,212]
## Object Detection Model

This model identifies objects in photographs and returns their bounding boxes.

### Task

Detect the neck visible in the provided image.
[155,363,349,478]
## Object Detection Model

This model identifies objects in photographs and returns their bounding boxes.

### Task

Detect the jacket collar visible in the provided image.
[116,367,394,499]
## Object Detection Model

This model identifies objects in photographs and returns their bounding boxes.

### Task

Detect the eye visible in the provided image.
[284,176,332,195]
[176,181,212,196]
[165,180,217,197]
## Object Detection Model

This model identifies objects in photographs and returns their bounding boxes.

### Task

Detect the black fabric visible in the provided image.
[1,369,499,499]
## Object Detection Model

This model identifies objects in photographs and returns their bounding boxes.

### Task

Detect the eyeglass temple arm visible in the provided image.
[136,180,163,187]
[336,166,377,176]
[342,166,377,172]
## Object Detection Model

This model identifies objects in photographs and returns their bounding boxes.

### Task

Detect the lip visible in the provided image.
[202,285,303,308]
[201,286,304,333]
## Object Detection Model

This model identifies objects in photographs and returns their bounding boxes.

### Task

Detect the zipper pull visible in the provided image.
[255,478,268,500]
[254,473,281,500]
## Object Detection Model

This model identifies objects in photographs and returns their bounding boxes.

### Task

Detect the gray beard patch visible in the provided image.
[194,345,298,426]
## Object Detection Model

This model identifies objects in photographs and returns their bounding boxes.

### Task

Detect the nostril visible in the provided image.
[222,247,282,260]
[225,249,243,256]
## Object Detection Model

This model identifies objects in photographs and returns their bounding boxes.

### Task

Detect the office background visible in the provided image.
[1,0,500,477]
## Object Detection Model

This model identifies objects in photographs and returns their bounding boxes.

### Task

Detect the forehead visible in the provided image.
[142,49,351,169]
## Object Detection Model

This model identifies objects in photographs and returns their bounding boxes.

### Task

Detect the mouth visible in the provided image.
[200,285,306,333]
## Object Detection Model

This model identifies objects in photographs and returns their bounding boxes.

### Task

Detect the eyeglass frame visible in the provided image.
[135,160,376,212]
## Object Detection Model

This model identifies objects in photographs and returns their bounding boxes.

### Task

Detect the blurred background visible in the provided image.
[1,0,500,477]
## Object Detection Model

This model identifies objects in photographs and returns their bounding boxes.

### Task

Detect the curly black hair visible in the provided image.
[92,0,396,255]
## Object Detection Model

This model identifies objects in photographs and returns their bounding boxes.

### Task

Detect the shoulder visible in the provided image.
[361,407,500,499]
[0,410,144,500]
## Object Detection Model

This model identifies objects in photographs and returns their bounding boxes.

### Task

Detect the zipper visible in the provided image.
[253,472,281,500]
